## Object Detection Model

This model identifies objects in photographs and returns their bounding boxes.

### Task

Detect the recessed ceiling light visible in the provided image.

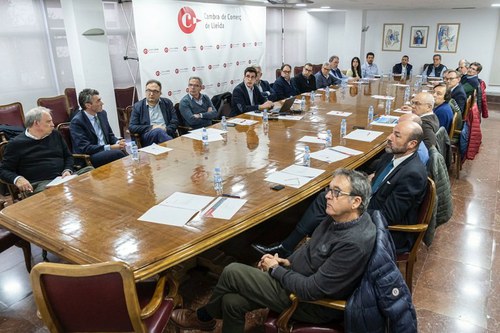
[296,3,307,7]
[492,3,500,6]
[321,6,330,8]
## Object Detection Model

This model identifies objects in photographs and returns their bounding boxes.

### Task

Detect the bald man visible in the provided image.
[399,113,429,165]
[409,92,439,149]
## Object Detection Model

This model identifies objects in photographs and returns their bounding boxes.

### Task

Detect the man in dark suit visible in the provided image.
[444,69,467,114]
[129,79,178,146]
[70,89,126,168]
[253,65,277,101]
[253,120,427,256]
[410,92,439,149]
[329,55,346,85]
[292,62,317,94]
[273,64,298,100]
[392,55,413,77]
[231,66,273,116]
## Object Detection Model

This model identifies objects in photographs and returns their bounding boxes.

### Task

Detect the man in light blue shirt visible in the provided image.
[361,52,380,78]
[328,55,347,85]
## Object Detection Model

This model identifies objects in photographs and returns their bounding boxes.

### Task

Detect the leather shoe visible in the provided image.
[171,309,216,331]
[251,243,291,257]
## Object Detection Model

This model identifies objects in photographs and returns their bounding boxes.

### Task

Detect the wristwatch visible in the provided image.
[268,265,278,276]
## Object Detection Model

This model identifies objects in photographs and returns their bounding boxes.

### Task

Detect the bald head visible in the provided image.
[399,113,422,126]
[411,92,434,116]
[386,120,423,157]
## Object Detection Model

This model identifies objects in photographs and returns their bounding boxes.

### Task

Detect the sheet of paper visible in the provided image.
[310,149,350,163]
[298,136,326,144]
[201,197,247,219]
[328,146,363,156]
[370,115,399,127]
[45,175,78,187]
[301,92,322,97]
[139,143,173,155]
[159,192,214,211]
[264,165,325,188]
[393,108,411,114]
[327,110,352,117]
[316,88,336,92]
[227,118,258,126]
[343,129,384,142]
[183,130,225,142]
[138,205,198,226]
[392,83,409,87]
[371,95,395,100]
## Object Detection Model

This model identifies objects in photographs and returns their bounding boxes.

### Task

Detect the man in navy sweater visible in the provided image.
[179,77,218,129]
[273,64,298,100]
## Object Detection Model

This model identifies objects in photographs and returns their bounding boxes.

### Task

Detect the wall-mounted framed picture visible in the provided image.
[435,23,460,53]
[382,23,403,51]
[409,26,429,48]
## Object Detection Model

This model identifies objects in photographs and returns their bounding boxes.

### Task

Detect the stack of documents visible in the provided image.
[182,128,227,142]
[139,143,173,155]
[327,110,352,117]
[310,146,363,163]
[227,118,258,126]
[265,164,324,188]
[370,115,399,127]
[343,129,384,142]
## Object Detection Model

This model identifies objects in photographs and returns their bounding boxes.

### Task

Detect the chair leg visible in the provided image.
[405,261,414,294]
[18,241,32,272]
[42,249,49,262]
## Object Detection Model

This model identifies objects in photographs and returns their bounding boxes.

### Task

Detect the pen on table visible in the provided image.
[222,194,241,199]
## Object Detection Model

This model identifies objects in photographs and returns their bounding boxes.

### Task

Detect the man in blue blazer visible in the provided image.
[70,89,126,168]
[231,66,274,116]
[392,55,413,77]
[272,64,298,100]
[253,120,427,256]
[129,79,178,146]
[444,69,467,114]
[253,65,277,101]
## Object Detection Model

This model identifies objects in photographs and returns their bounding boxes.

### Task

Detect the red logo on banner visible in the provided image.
[183,46,187,52]
[202,85,205,89]
[243,43,246,47]
[186,88,189,92]
[254,42,257,46]
[178,7,200,34]
[155,71,160,76]
[175,69,179,74]
[208,65,212,70]
[236,61,240,66]
[230,43,233,48]
[216,45,220,49]
[200,45,204,51]
[223,63,227,68]
[192,67,196,72]
[164,47,169,53]
[248,60,251,64]
[230,80,234,84]
[143,49,148,54]
[217,83,221,87]
[168,91,172,96]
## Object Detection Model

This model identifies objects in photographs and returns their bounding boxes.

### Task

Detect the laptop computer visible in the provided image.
[270,97,296,114]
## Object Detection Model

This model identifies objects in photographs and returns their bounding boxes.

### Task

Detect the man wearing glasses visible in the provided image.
[461,62,481,97]
[293,62,317,94]
[443,69,467,114]
[231,67,274,116]
[172,169,376,332]
[129,79,178,146]
[253,65,277,101]
[179,77,217,130]
[273,64,298,100]
[314,62,335,89]
[329,55,347,84]
[253,120,427,257]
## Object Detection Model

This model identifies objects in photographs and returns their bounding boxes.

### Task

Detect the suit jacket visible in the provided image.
[369,152,427,252]
[392,63,413,76]
[421,113,439,149]
[129,98,178,137]
[329,68,344,85]
[292,73,317,94]
[231,82,266,116]
[70,110,119,155]
[451,84,467,114]
[272,76,298,101]
[255,80,277,101]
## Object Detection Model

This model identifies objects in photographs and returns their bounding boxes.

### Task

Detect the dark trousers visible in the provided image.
[90,149,127,168]
[31,166,94,194]
[141,128,172,146]
[204,263,339,333]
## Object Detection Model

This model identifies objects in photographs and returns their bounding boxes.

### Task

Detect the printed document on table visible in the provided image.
[298,136,326,144]
[183,128,226,142]
[343,129,384,142]
[46,175,78,187]
[139,143,173,155]
[201,197,247,220]
[139,192,214,226]
[371,95,395,100]
[371,115,399,127]
[328,146,363,156]
[310,149,350,163]
[264,164,324,188]
[327,110,352,117]
[246,111,303,121]
[227,118,258,126]
[392,83,409,87]
[393,108,411,114]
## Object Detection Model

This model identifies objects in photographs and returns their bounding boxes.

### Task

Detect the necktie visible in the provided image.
[249,88,254,105]
[371,160,394,193]
[93,116,107,145]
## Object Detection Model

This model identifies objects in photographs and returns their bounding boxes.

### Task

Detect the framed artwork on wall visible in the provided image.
[382,23,403,51]
[409,26,429,48]
[435,23,460,53]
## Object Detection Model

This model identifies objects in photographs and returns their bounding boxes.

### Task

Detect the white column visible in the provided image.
[60,0,120,134]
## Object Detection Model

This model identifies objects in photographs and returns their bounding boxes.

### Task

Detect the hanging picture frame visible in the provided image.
[382,24,403,51]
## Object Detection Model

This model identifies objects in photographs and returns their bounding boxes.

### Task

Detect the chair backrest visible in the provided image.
[275,68,281,79]
[412,177,436,251]
[0,141,28,202]
[114,87,139,109]
[56,122,73,152]
[293,66,303,77]
[30,261,148,333]
[37,95,71,127]
[312,63,322,74]
[0,102,25,127]
[448,112,458,141]
[64,88,79,114]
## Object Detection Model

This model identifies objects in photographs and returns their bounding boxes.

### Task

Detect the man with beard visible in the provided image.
[252,120,427,256]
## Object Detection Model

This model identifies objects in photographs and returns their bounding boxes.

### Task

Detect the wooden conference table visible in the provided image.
[0,78,409,281]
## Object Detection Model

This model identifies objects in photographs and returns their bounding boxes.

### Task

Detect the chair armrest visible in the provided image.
[140,274,166,319]
[388,224,428,233]
[72,154,92,167]
[304,298,346,311]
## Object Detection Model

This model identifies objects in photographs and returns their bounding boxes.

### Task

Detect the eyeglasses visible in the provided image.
[282,70,291,73]
[146,89,160,94]
[411,100,431,107]
[326,187,352,198]
[443,76,457,81]
[304,68,312,72]
[188,83,201,87]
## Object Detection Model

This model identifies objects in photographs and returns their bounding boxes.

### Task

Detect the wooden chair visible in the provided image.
[388,177,436,293]
[30,261,179,333]
[56,122,92,169]
[0,102,25,142]
[63,88,79,116]
[37,95,71,127]
[293,66,303,77]
[0,141,29,202]
[0,210,32,273]
[115,87,139,138]
[275,68,282,79]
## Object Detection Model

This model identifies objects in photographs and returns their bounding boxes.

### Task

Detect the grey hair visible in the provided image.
[78,88,99,109]
[322,62,330,68]
[332,168,371,214]
[189,76,203,85]
[329,55,339,62]
[25,106,51,128]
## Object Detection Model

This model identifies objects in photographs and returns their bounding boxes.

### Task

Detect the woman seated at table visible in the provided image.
[346,57,362,80]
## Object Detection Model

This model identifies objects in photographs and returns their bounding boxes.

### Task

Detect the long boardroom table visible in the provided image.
[0,77,410,281]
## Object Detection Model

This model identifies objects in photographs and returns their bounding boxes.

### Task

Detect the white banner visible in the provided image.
[133,0,266,103]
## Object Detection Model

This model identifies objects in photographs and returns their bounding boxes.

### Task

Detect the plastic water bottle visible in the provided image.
[263,109,269,124]
[404,86,411,105]
[340,119,347,138]
[310,91,315,104]
[325,86,330,99]
[303,146,311,167]
[422,72,427,83]
[325,129,332,148]
[202,127,208,146]
[413,79,420,94]
[130,141,139,161]
[221,116,228,131]
[368,105,374,123]
[301,96,306,111]
[385,99,392,115]
[401,70,406,81]
[213,167,223,196]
